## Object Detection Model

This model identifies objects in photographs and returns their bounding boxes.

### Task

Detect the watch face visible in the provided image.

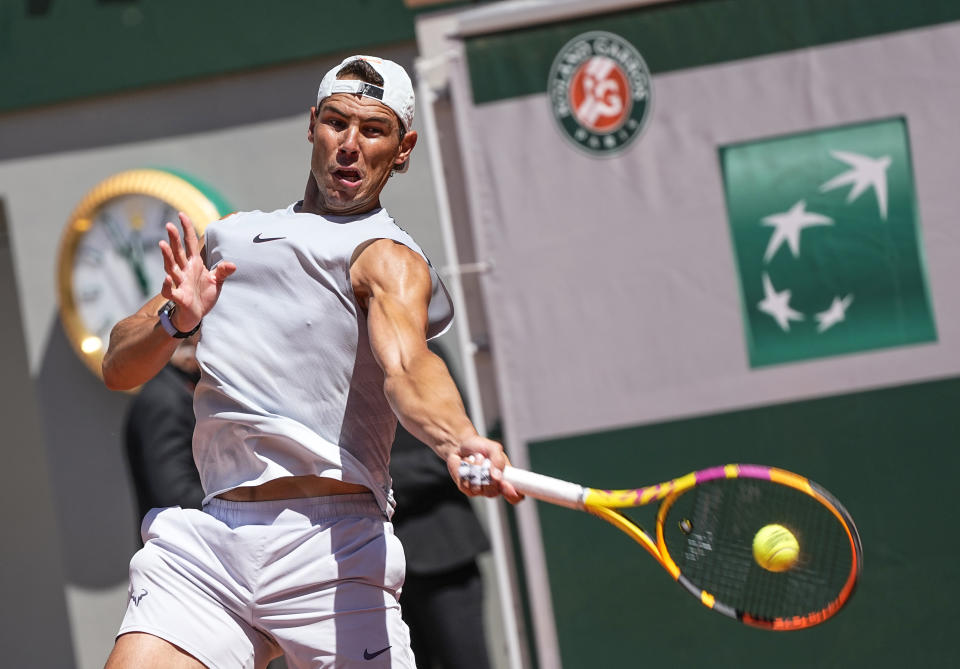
[57,169,227,377]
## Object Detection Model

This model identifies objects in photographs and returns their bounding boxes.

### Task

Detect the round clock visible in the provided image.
[56,168,231,378]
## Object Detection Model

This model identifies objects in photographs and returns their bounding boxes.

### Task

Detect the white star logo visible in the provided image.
[757,273,804,332]
[761,200,833,263]
[819,150,892,220]
[815,294,854,333]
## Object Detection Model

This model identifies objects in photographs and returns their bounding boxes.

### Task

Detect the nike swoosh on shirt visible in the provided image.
[253,233,286,243]
[363,646,391,660]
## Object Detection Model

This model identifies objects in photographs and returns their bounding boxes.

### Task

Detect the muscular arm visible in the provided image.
[102,295,183,390]
[102,213,236,390]
[351,239,521,502]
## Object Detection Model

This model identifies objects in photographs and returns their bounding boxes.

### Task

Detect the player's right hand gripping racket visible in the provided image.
[500,463,862,630]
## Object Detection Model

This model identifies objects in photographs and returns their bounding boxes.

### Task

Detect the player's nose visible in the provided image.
[338,126,360,158]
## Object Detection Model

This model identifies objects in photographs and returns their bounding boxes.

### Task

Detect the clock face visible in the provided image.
[70,193,178,348]
[58,169,227,377]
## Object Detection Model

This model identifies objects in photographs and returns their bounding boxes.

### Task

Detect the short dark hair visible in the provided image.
[337,59,383,87]
[336,60,406,142]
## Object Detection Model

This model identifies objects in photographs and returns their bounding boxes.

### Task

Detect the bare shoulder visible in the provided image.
[351,238,430,306]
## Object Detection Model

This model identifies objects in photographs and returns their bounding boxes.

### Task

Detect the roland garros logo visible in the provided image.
[548,31,652,156]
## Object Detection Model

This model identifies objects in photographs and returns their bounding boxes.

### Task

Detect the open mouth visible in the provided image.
[333,168,362,187]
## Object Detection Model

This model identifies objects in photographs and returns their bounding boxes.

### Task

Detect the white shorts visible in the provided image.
[118,494,415,669]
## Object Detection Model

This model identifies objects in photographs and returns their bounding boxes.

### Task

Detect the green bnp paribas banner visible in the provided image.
[721,118,936,367]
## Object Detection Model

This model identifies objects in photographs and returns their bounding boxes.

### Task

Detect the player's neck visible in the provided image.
[300,175,381,217]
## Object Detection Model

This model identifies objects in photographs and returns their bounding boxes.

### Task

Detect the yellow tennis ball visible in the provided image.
[753,524,800,572]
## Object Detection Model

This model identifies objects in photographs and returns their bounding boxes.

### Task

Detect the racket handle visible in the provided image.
[503,466,585,509]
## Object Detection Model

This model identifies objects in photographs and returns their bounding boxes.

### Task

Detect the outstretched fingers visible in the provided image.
[160,275,175,301]
[159,242,186,307]
[179,212,201,258]
[212,261,237,286]
[164,221,189,269]
[155,211,234,326]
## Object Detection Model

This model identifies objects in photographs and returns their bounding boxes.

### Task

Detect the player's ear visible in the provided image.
[395,130,417,169]
[307,106,318,143]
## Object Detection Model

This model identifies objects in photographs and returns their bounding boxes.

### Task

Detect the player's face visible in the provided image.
[307,92,415,216]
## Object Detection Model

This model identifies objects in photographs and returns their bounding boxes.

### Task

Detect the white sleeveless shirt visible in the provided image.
[192,204,453,516]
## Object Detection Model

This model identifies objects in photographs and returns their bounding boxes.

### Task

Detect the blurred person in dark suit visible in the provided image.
[391,342,491,669]
[124,334,203,526]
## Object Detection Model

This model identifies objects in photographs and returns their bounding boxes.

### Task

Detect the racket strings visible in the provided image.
[661,479,854,622]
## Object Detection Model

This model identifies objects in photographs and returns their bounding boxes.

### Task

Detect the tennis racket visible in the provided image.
[499,463,862,630]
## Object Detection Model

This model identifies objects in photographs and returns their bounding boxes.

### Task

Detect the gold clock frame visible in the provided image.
[57,168,224,378]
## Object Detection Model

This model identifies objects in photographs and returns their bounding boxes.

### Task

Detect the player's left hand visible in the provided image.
[159,212,236,331]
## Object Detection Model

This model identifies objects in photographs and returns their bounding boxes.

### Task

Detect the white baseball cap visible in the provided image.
[316,55,415,132]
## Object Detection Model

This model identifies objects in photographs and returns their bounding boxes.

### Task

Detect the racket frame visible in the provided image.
[502,463,862,631]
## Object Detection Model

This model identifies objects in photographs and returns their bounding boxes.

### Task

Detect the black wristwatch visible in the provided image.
[157,300,201,338]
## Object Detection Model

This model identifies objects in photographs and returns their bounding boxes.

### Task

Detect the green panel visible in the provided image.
[720,117,936,366]
[465,0,960,104]
[0,0,469,112]
[528,375,960,667]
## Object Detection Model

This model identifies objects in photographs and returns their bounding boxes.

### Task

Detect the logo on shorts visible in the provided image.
[548,31,652,156]
[130,588,149,606]
[363,645,391,660]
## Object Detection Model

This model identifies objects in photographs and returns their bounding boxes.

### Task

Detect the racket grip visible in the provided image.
[503,466,585,509]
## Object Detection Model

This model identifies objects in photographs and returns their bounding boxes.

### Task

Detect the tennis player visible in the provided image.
[101,54,521,669]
